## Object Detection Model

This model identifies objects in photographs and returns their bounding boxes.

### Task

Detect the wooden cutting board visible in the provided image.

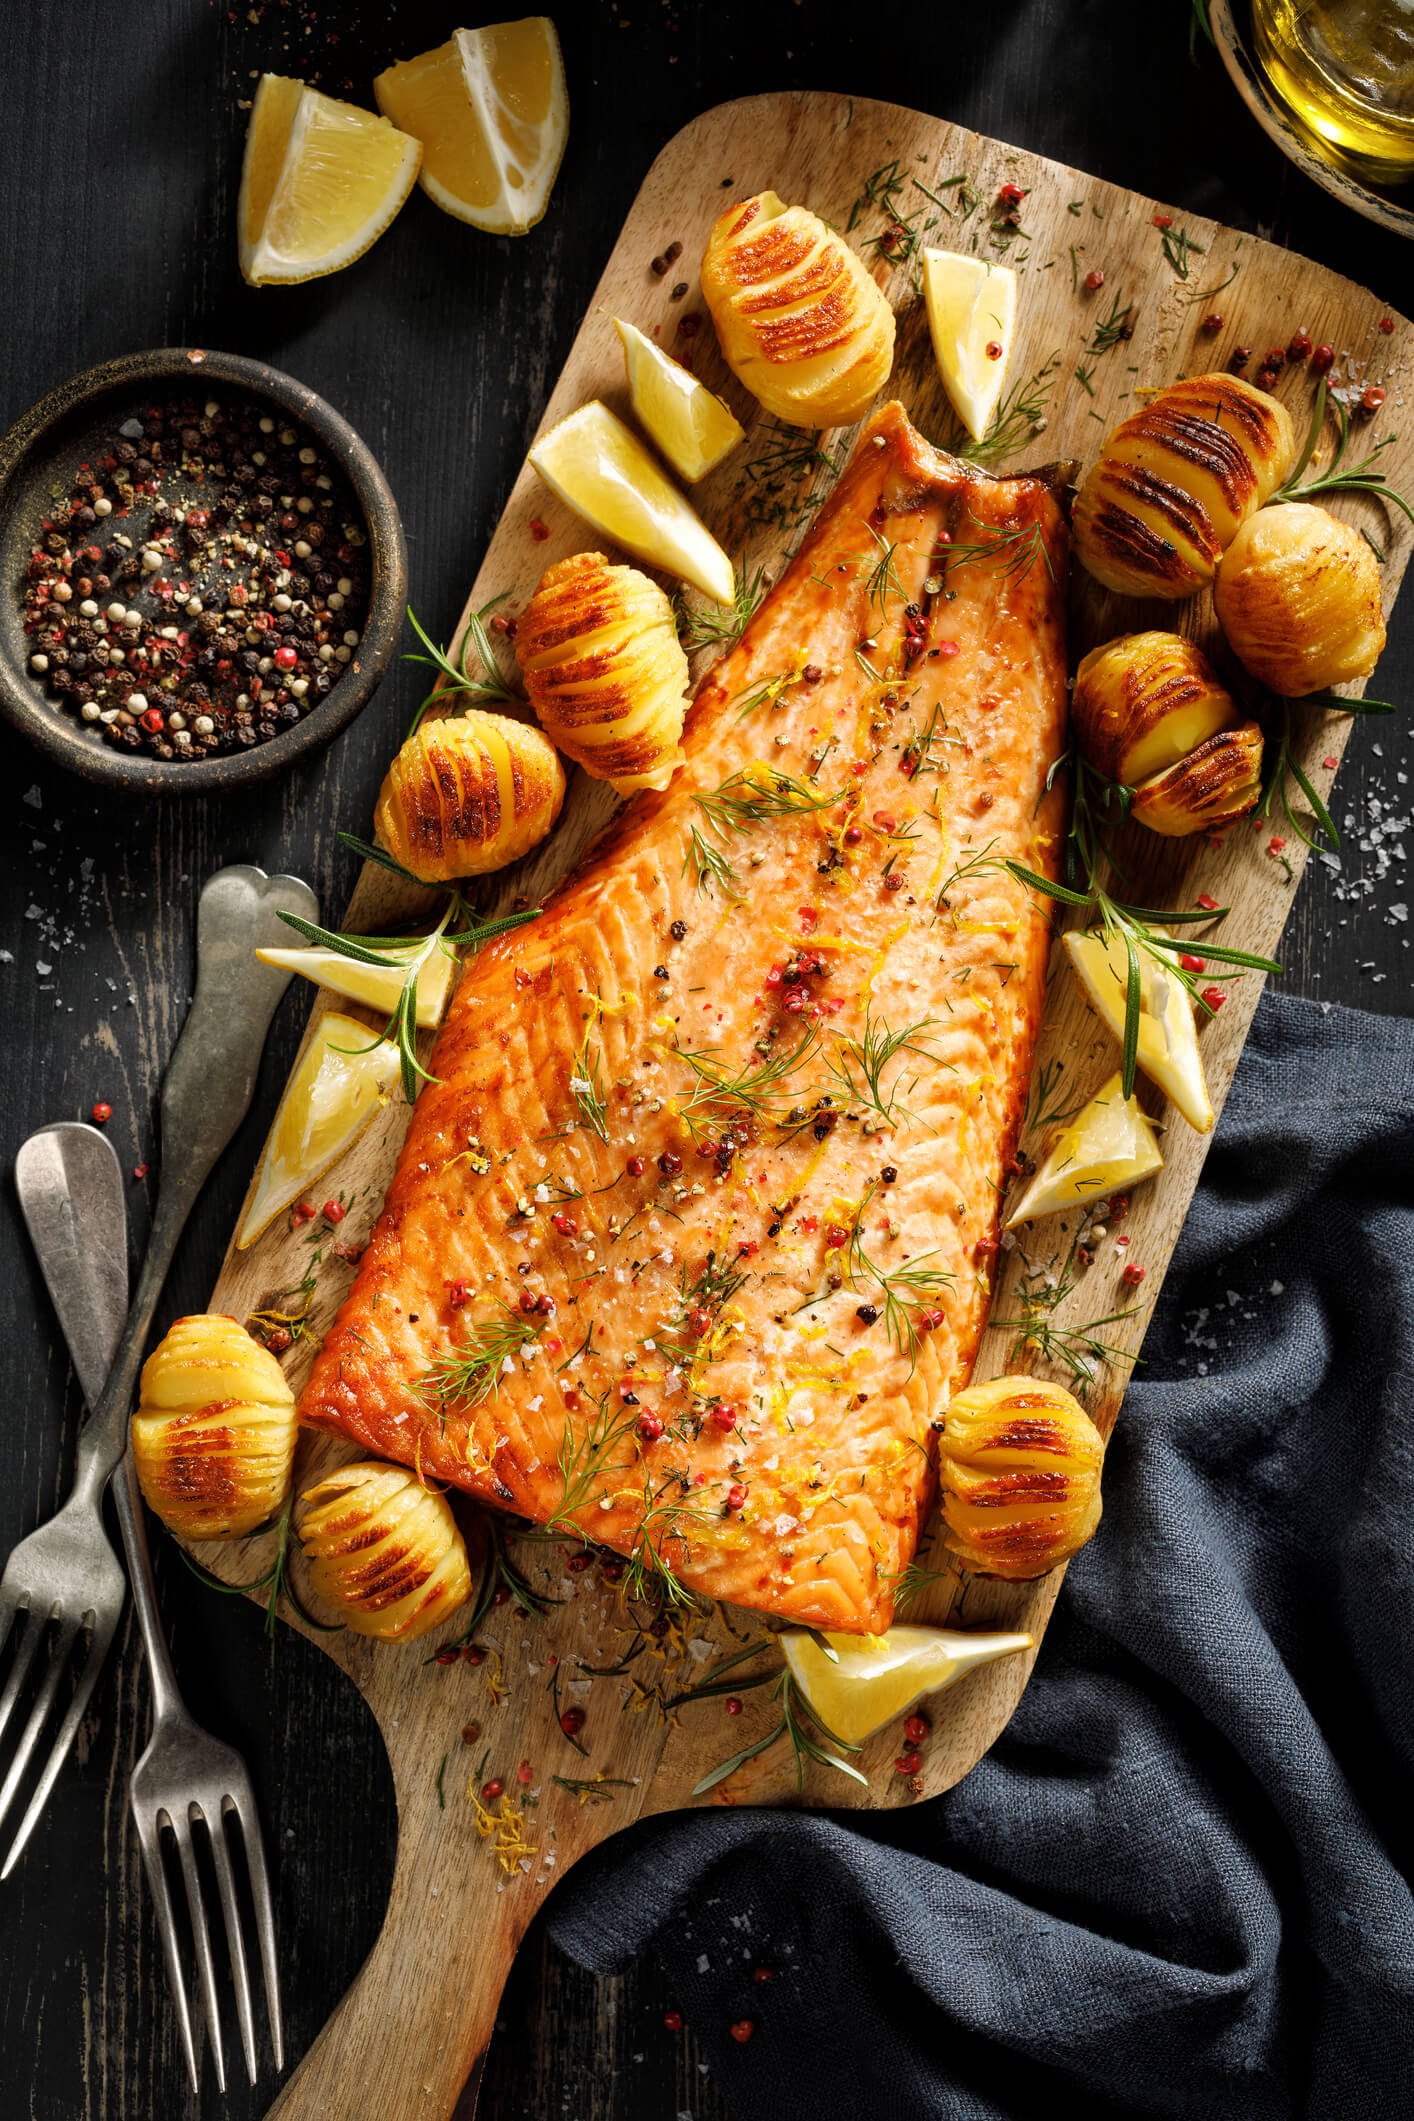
[199,93,1411,2120]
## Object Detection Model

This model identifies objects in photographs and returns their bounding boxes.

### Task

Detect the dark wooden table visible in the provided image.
[1,4,1409,2116]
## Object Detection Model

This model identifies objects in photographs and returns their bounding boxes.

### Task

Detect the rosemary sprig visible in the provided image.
[1257,709,1339,851]
[404,597,523,736]
[1050,750,1135,894]
[336,831,422,885]
[569,1032,610,1143]
[676,562,771,652]
[1271,378,1414,527]
[1007,863,1281,1099]
[1159,225,1205,281]
[692,1668,867,1797]
[275,899,542,1104]
[420,1308,541,1420]
[552,1775,638,1806]
[431,1518,561,1659]
[822,1006,940,1128]
[659,1636,778,1710]
[176,1489,340,1641]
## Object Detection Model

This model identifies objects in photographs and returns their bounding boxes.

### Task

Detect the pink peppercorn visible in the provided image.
[664,2010,684,2032]
[895,1751,922,1775]
[1362,386,1386,413]
[1311,344,1335,374]
[322,1199,345,1223]
[1180,954,1206,974]
[91,1101,112,1124]
[1287,330,1312,360]
[1196,893,1220,911]
[1121,1263,1146,1288]
[1378,316,1394,333]
[1201,986,1227,1011]
[726,1483,748,1511]
[560,1707,586,1737]
[725,1697,743,1716]
[273,644,297,671]
[529,518,549,541]
[1085,269,1105,290]
[709,1402,738,1431]
[638,1412,664,1443]
[291,1202,316,1226]
[517,1760,533,1785]
[448,1280,473,1308]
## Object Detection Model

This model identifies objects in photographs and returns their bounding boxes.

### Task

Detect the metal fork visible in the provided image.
[19,1122,285,2092]
[0,864,315,1887]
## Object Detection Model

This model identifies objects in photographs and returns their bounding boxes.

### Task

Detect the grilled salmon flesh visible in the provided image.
[298,401,1069,1634]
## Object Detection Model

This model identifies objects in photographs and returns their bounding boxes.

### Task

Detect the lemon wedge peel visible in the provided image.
[780,1625,1034,1747]
[236,1013,398,1251]
[529,400,735,605]
[921,249,1017,444]
[615,319,745,484]
[239,75,421,287]
[373,19,568,236]
[255,941,456,1030]
[1006,1071,1164,1227]
[1065,928,1215,1133]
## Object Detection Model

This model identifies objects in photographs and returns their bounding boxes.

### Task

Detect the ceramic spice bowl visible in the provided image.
[0,347,407,794]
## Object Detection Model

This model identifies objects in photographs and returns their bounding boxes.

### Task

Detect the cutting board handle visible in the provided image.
[264,1770,531,2121]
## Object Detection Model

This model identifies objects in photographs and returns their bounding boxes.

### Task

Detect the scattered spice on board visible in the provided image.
[20,394,371,761]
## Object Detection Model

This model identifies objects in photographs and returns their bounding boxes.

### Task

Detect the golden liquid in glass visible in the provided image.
[1251,0,1414,183]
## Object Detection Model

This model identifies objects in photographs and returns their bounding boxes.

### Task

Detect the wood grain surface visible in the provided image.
[188,83,1414,2121]
[1,8,1412,2121]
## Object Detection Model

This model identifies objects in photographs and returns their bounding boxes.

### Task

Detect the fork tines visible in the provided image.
[131,1763,284,2092]
[0,1583,120,1878]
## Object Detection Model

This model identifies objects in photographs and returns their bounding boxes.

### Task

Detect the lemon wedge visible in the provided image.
[921,249,1017,444]
[781,1625,1033,1747]
[1006,1071,1164,1227]
[1065,928,1215,1133]
[237,1014,398,1250]
[254,940,456,1029]
[238,75,421,286]
[615,319,745,484]
[374,18,568,235]
[529,400,735,604]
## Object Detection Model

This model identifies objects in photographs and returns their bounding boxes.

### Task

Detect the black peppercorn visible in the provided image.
[669,919,687,941]
[881,1165,897,1184]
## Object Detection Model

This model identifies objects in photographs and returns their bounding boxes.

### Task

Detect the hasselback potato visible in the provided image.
[1214,501,1386,696]
[1071,632,1235,786]
[516,551,691,794]
[374,710,566,883]
[132,1314,297,1541]
[938,1374,1105,1580]
[701,191,895,428]
[1130,720,1265,836]
[297,1461,471,1641]
[1073,374,1296,599]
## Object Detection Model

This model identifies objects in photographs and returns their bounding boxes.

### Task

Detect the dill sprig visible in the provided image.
[739,425,839,534]
[544,1396,638,1536]
[655,1248,753,1372]
[1085,285,1137,354]
[847,157,922,257]
[404,597,523,736]
[889,1552,961,1615]
[569,1032,610,1143]
[864,526,908,614]
[900,700,963,783]
[671,1025,822,1125]
[957,353,1061,466]
[1024,1057,1081,1134]
[177,1489,341,1641]
[1272,378,1414,527]
[420,1308,541,1420]
[941,513,1056,586]
[692,765,844,841]
[838,1184,955,1360]
[684,822,743,899]
[1007,862,1281,1100]
[991,1231,1135,1393]
[676,561,771,652]
[692,1667,867,1797]
[822,1006,940,1128]
[621,1486,710,1610]
[276,898,542,1105]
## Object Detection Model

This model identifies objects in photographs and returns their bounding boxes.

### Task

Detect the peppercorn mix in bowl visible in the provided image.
[0,348,406,791]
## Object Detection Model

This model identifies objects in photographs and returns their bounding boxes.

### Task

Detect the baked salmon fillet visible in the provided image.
[298,401,1069,1634]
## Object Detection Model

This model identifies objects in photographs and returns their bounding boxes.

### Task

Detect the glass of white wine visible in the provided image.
[1251,0,1414,184]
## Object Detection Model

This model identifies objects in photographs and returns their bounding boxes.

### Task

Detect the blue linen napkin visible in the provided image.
[548,990,1414,2119]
